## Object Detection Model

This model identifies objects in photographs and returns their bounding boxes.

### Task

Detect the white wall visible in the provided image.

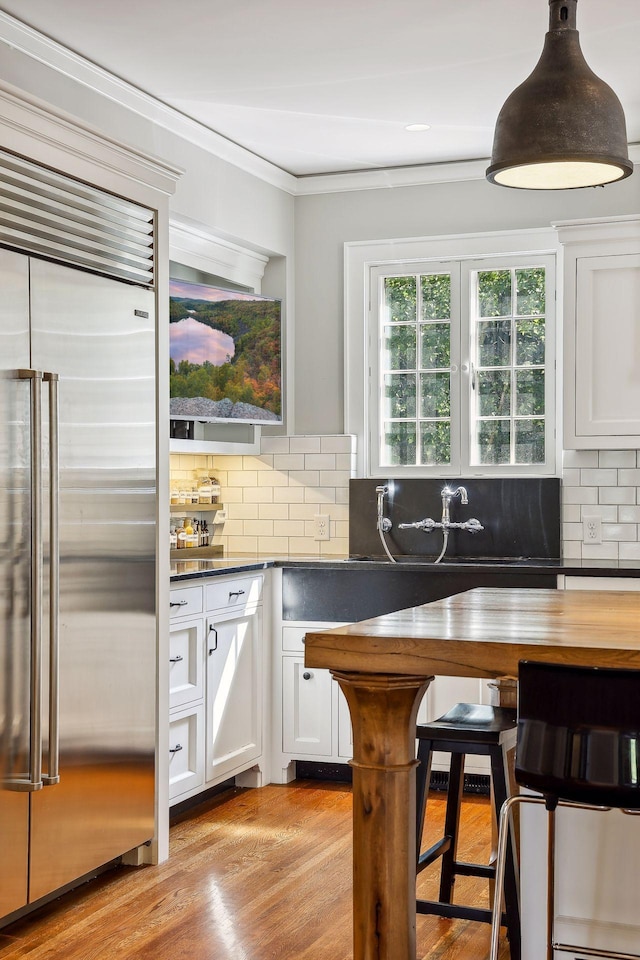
[294,175,640,435]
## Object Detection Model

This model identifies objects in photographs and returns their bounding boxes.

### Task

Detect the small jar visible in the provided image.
[170,486,180,505]
[178,488,189,505]
[176,521,187,549]
[198,477,212,504]
[210,478,221,504]
[169,523,177,550]
[190,485,199,505]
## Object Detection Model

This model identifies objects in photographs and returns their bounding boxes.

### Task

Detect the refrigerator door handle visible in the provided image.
[43,372,60,786]
[10,369,45,793]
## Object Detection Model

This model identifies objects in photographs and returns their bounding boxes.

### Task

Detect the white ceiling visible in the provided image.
[1,0,639,178]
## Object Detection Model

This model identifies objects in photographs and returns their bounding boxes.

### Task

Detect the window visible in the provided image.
[345,235,557,478]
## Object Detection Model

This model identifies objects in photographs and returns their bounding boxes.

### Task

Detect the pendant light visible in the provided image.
[486,0,633,189]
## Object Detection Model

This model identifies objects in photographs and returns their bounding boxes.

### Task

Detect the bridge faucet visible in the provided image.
[398,485,483,535]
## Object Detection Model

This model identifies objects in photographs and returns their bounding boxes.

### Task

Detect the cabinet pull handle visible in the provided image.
[169,744,183,754]
[303,671,312,680]
[228,589,245,600]
[170,600,188,608]
[169,655,184,663]
[208,624,218,654]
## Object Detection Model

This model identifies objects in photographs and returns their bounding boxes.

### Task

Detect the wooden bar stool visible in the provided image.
[416,702,521,960]
[490,660,640,960]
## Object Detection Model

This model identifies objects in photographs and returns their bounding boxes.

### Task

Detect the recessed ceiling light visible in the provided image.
[405,123,431,133]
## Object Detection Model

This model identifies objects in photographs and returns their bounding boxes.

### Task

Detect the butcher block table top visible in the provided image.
[303,587,640,960]
[304,586,640,677]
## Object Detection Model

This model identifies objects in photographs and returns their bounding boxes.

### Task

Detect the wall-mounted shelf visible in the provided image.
[170,545,224,561]
[170,502,224,518]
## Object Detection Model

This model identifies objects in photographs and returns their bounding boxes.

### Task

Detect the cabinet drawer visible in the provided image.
[169,704,204,801]
[206,574,263,613]
[169,618,204,709]
[282,625,306,653]
[169,585,203,619]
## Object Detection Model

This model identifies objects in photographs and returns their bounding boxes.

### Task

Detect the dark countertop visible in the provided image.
[170,554,640,582]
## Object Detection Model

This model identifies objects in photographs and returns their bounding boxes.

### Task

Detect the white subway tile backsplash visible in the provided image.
[289,503,322,520]
[599,487,636,505]
[273,520,306,537]
[598,451,637,468]
[257,536,290,553]
[562,450,599,468]
[243,487,274,503]
[563,523,583,541]
[319,470,350,487]
[320,435,355,453]
[583,504,617,523]
[259,436,290,454]
[288,470,321,486]
[273,454,305,471]
[304,454,336,470]
[257,471,289,487]
[562,540,582,560]
[602,523,638,542]
[580,468,618,487]
[304,486,337,504]
[563,487,598,505]
[258,503,289,520]
[289,436,321,454]
[619,469,640,485]
[582,543,619,560]
[227,503,259,520]
[175,434,354,558]
[562,504,581,523]
[620,543,640,561]
[562,469,581,486]
[243,520,274,537]
[274,486,305,503]
[619,506,640,523]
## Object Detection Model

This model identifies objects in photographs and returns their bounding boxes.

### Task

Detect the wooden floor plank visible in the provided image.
[0,781,510,960]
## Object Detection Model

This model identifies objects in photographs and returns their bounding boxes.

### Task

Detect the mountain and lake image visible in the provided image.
[169,280,282,423]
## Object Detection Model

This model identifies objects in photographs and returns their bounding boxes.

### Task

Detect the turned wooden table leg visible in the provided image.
[333,671,433,960]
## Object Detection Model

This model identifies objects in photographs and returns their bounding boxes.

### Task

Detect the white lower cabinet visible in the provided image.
[282,657,333,755]
[168,573,265,804]
[205,606,262,782]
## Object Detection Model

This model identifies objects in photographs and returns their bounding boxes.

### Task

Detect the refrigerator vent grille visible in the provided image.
[0,149,154,286]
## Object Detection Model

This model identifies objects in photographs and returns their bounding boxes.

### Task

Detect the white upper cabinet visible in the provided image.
[557,216,640,448]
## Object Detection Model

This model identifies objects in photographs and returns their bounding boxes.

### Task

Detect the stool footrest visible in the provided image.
[453,861,495,879]
[416,899,504,925]
[417,836,451,872]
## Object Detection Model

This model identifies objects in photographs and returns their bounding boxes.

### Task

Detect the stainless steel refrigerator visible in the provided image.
[0,248,156,920]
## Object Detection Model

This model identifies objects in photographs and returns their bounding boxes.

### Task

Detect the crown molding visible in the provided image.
[0,11,637,200]
[0,11,297,196]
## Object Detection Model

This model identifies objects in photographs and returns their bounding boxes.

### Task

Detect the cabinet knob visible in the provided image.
[303,671,312,680]
[169,744,183,754]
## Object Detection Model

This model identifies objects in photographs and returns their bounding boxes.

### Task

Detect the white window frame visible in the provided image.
[344,229,561,478]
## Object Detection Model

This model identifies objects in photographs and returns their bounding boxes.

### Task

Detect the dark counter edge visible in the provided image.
[170,556,640,582]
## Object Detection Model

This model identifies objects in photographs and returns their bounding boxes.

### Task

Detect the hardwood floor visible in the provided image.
[0,781,510,959]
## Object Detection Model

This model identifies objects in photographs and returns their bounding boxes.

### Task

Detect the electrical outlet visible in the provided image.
[314,513,330,541]
[583,515,602,544]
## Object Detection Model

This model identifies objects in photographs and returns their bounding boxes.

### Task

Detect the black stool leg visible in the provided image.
[439,751,465,903]
[490,745,521,960]
[415,737,433,869]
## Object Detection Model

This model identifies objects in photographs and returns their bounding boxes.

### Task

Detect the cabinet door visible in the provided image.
[570,253,640,446]
[169,618,204,709]
[282,658,333,756]
[205,607,262,783]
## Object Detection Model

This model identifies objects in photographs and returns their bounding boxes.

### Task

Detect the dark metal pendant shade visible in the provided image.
[487,0,633,189]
